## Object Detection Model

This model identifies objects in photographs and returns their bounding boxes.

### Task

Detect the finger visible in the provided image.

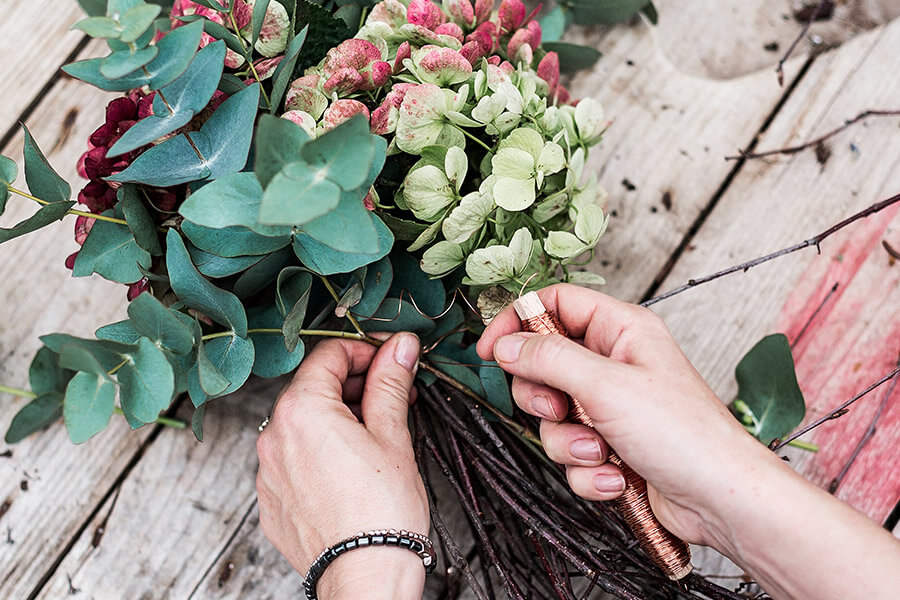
[476,283,667,362]
[342,374,367,404]
[540,420,609,467]
[566,463,626,501]
[491,333,637,419]
[510,376,568,421]
[361,332,420,441]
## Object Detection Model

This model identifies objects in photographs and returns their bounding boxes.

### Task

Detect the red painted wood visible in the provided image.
[776,205,900,523]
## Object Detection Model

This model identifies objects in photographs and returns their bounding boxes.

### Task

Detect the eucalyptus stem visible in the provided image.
[7,186,130,226]
[112,407,186,429]
[201,328,365,341]
[228,9,271,109]
[0,384,36,399]
[319,276,366,336]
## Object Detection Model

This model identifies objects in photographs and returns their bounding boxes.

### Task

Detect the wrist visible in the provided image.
[316,547,426,600]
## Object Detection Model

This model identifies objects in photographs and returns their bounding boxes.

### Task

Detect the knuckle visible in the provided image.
[256,432,274,464]
[374,373,412,401]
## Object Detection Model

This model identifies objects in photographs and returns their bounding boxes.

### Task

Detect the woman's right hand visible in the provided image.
[476,284,774,548]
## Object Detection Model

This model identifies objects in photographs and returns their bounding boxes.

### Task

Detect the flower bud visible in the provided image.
[498,0,525,33]
[435,22,464,42]
[394,41,412,73]
[443,0,475,27]
[407,0,445,31]
[536,51,560,93]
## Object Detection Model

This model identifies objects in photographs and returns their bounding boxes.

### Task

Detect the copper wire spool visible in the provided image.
[514,292,693,581]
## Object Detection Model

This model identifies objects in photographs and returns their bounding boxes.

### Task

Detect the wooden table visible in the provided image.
[2,2,898,598]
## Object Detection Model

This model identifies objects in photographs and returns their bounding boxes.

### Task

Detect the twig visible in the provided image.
[642,192,900,307]
[829,359,900,493]
[726,110,900,160]
[773,365,900,451]
[791,281,839,348]
[775,0,828,87]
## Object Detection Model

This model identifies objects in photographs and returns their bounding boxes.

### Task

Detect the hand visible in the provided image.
[257,333,429,600]
[477,284,767,547]
[477,285,900,600]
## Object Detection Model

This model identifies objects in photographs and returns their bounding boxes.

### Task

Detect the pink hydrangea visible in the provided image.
[498,0,526,33]
[322,99,370,130]
[322,39,391,94]
[434,22,464,43]
[370,83,417,134]
[406,0,445,30]
[537,52,560,95]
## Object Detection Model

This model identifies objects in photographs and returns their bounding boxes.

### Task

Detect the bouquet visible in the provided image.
[0,1,748,597]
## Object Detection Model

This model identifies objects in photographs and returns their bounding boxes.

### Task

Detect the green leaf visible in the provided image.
[277,268,313,351]
[181,221,291,258]
[5,392,64,444]
[100,46,160,79]
[379,213,428,242]
[364,298,435,336]
[354,256,393,318]
[119,185,163,255]
[64,371,117,444]
[109,83,260,186]
[479,362,512,415]
[259,161,340,226]
[78,0,108,17]
[73,217,151,283]
[58,343,113,377]
[429,353,485,398]
[116,337,175,424]
[299,115,376,192]
[292,213,393,275]
[540,6,567,42]
[41,334,134,371]
[0,155,17,214]
[302,189,380,254]
[254,113,310,188]
[567,0,651,25]
[541,41,602,74]
[732,334,806,445]
[119,3,162,43]
[271,25,308,113]
[127,292,196,355]
[0,201,75,244]
[642,1,659,25]
[389,253,446,317]
[249,305,305,377]
[252,0,271,45]
[293,0,353,72]
[191,0,228,11]
[22,125,71,204]
[73,16,123,38]
[179,171,263,229]
[187,333,254,406]
[188,243,264,278]
[165,229,249,336]
[108,41,227,157]
[29,347,75,396]
[63,20,204,91]
[96,320,143,344]
[191,403,206,441]
[232,247,293,299]
[194,338,230,398]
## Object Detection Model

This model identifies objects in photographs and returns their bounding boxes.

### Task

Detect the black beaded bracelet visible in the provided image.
[303,529,436,599]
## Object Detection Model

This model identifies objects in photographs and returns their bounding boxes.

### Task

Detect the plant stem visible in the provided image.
[319,276,366,336]
[112,407,185,429]
[0,384,37,398]
[229,9,271,109]
[201,328,365,341]
[456,126,494,153]
[108,358,130,376]
[786,439,818,452]
[7,186,130,226]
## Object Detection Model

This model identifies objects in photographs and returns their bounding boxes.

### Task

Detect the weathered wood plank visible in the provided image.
[0,42,145,599]
[33,380,269,600]
[651,15,900,523]
[0,3,87,133]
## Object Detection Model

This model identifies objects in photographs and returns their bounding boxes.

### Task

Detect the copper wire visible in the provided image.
[517,298,693,581]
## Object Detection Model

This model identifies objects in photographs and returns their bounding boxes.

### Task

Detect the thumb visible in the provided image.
[360,332,420,441]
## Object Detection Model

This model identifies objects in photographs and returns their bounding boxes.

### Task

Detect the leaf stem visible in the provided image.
[112,406,186,429]
[455,126,494,153]
[201,328,365,341]
[108,358,130,376]
[0,384,37,399]
[786,439,818,452]
[7,185,130,226]
[229,9,271,109]
[319,276,366,336]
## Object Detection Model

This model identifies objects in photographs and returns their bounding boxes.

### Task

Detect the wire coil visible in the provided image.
[515,292,693,581]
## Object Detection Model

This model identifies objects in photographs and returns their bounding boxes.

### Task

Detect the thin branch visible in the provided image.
[829,359,900,493]
[775,0,829,87]
[773,365,900,451]
[642,192,900,307]
[791,281,839,348]
[727,110,900,160]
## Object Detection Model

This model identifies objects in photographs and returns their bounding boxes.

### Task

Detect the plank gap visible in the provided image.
[884,499,900,532]
[24,421,166,600]
[186,500,258,599]
[0,34,90,154]
[639,54,819,303]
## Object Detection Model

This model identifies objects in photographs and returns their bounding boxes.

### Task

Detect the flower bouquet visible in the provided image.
[0,0,742,597]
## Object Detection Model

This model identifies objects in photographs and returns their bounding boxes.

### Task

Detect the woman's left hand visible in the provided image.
[256,333,429,600]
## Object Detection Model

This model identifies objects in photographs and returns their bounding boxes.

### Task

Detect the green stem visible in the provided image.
[0,384,37,398]
[108,358,130,376]
[229,9,271,109]
[319,276,366,336]
[455,126,494,153]
[7,186,130,226]
[787,439,819,452]
[113,407,186,429]
[201,328,365,341]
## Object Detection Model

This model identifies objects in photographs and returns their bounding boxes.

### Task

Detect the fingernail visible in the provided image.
[394,334,420,373]
[570,438,602,461]
[494,335,525,363]
[594,473,626,494]
[531,396,557,420]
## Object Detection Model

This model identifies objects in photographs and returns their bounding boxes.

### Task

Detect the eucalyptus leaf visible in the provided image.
[64,371,117,444]
[119,3,162,43]
[73,16,123,38]
[364,298,435,336]
[179,171,263,229]
[191,403,206,441]
[58,343,112,377]
[188,243,265,278]
[541,42,602,74]
[165,229,248,336]
[194,338,230,398]
[127,292,195,354]
[22,125,71,204]
[353,256,393,318]
[299,115,376,192]
[96,319,143,344]
[301,189,380,254]
[119,185,163,255]
[117,337,175,424]
[100,46,160,79]
[0,155,17,214]
[187,333,254,406]
[4,392,64,444]
[249,305,305,377]
[567,0,651,25]
[0,201,75,244]
[181,221,291,258]
[233,247,294,299]
[540,6,567,42]
[29,347,75,396]
[428,353,485,398]
[389,252,446,317]
[271,25,308,112]
[73,217,151,283]
[259,161,340,226]
[254,113,310,188]
[108,41,226,157]
[41,334,134,372]
[732,334,806,445]
[292,213,393,275]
